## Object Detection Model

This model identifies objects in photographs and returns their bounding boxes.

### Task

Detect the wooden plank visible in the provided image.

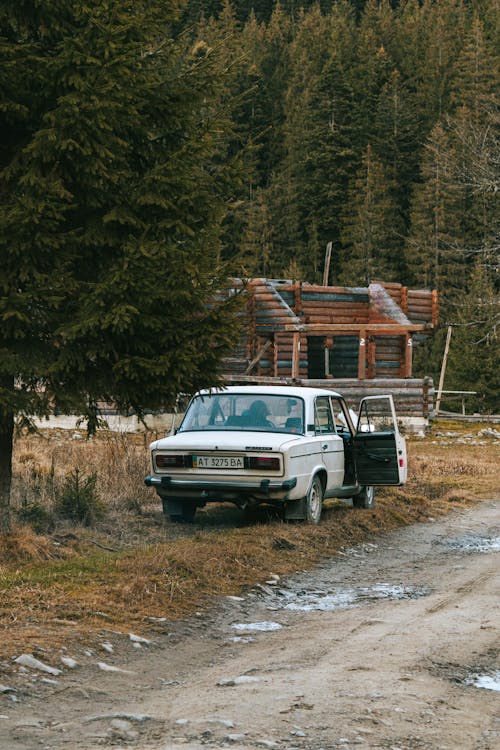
[407,290,434,299]
[404,333,413,377]
[322,241,333,286]
[297,323,430,333]
[358,330,366,379]
[301,300,369,310]
[292,332,301,379]
[245,338,272,374]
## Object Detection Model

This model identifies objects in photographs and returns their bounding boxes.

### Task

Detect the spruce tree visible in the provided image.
[339,145,402,284]
[404,122,465,290]
[446,263,499,413]
[0,0,242,531]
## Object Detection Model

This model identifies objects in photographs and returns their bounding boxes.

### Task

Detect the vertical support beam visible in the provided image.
[435,325,452,416]
[401,286,408,315]
[324,337,333,377]
[322,241,332,286]
[273,334,279,378]
[367,336,376,379]
[404,333,413,377]
[293,281,301,314]
[357,331,367,379]
[292,332,300,379]
[432,289,439,327]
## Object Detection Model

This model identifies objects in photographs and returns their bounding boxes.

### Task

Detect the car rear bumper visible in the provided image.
[144,474,297,498]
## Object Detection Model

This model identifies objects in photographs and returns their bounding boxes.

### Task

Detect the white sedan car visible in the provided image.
[145,385,407,524]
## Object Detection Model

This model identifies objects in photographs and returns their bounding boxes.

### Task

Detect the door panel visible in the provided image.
[314,396,344,491]
[353,395,407,486]
[352,432,401,485]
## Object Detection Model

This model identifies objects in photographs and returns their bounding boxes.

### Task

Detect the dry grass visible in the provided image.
[0,422,498,659]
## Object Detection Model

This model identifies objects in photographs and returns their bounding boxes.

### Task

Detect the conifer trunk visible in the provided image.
[0,409,14,534]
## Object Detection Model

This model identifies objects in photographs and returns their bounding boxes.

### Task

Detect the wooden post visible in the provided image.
[401,286,408,315]
[324,337,333,378]
[244,338,273,375]
[292,332,300,379]
[322,242,332,287]
[273,334,279,378]
[432,289,439,326]
[404,333,413,377]
[435,325,452,416]
[367,337,376,378]
[293,281,301,313]
[358,331,367,379]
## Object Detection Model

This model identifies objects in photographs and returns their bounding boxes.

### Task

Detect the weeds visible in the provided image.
[0,424,497,659]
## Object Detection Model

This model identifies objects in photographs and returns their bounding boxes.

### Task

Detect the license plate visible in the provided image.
[193,455,244,469]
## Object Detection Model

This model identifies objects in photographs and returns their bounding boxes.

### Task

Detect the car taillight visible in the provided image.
[155,454,186,469]
[248,456,280,471]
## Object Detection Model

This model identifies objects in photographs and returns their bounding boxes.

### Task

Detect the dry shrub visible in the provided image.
[2,427,498,659]
[0,526,70,564]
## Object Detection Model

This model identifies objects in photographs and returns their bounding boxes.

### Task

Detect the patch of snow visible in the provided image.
[129,633,151,645]
[468,672,500,692]
[60,656,78,669]
[13,654,62,676]
[231,621,283,632]
[41,677,59,685]
[218,675,263,686]
[97,662,135,675]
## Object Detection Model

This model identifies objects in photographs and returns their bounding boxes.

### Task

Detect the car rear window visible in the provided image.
[180,394,305,434]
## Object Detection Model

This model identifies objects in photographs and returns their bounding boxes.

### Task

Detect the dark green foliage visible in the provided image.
[0,0,245,529]
[55,469,103,526]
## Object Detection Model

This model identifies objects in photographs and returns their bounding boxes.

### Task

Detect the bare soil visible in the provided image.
[0,498,498,750]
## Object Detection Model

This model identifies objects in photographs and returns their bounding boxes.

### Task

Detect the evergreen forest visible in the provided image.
[185,0,499,412]
[0,0,498,529]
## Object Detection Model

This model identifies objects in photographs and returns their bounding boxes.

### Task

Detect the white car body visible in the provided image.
[145,385,407,524]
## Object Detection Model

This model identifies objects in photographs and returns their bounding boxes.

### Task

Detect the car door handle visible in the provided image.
[322,444,328,450]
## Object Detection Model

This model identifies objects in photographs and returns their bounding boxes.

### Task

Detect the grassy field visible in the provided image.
[0,422,498,659]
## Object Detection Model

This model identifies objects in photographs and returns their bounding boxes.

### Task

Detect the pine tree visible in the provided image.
[339,145,402,284]
[405,122,465,290]
[446,263,499,413]
[267,2,358,279]
[373,68,423,229]
[0,0,242,531]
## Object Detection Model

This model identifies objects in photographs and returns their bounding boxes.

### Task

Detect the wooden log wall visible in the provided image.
[223,279,436,382]
[223,375,435,418]
[373,336,405,378]
[380,282,438,326]
[257,332,308,378]
[276,283,371,326]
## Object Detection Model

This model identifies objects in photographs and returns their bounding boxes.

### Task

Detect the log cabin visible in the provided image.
[223,279,438,418]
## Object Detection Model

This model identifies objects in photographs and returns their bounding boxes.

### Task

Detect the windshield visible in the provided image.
[179,393,305,434]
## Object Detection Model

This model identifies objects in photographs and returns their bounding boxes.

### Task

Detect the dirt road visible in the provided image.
[1,500,499,750]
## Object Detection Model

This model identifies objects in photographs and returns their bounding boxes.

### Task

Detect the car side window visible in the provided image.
[314,397,336,434]
[330,397,354,435]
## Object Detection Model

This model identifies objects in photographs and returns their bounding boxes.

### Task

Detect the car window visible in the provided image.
[330,396,354,434]
[314,396,336,434]
[179,394,305,434]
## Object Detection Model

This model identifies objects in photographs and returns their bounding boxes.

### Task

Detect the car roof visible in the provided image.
[195,385,343,399]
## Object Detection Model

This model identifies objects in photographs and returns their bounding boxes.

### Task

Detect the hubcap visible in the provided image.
[308,480,322,521]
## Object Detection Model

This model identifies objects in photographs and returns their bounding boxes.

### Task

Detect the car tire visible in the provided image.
[305,475,323,524]
[352,486,375,509]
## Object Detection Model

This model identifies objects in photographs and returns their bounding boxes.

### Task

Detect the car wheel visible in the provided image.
[305,475,323,524]
[352,486,375,509]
